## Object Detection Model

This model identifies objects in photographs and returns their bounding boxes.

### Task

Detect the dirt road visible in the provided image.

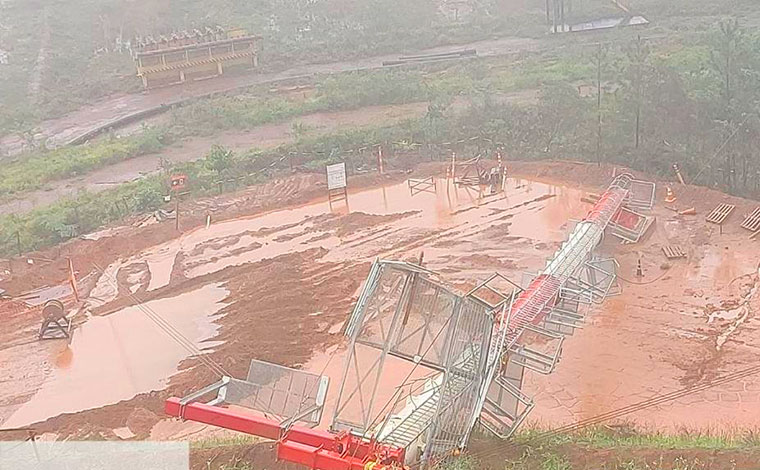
[0,90,539,216]
[0,102,431,215]
[0,36,540,156]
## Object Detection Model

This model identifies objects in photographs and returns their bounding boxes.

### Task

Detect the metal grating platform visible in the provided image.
[706,203,735,224]
[178,359,329,428]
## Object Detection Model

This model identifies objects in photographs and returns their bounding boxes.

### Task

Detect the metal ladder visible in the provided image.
[380,354,478,449]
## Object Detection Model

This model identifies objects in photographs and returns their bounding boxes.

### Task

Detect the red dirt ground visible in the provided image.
[0,160,758,468]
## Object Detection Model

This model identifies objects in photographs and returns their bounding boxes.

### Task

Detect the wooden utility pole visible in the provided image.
[595,43,604,165]
[175,196,180,231]
[629,35,649,149]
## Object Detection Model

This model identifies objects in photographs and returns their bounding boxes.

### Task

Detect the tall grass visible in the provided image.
[514,424,760,451]
[0,128,168,199]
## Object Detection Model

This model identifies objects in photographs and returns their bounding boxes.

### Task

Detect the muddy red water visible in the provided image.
[1,283,228,428]
[99,178,585,294]
[2,164,759,439]
[0,177,584,432]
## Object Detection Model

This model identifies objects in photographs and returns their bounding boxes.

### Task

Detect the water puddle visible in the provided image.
[688,245,742,288]
[2,283,229,428]
[18,284,73,307]
[96,177,586,299]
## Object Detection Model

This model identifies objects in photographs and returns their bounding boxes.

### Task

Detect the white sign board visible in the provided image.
[326,162,347,190]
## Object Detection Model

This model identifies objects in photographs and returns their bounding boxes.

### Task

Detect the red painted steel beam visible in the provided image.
[278,440,366,470]
[165,398,405,470]
[165,398,281,440]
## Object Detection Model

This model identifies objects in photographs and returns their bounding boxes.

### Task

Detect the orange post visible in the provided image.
[68,258,79,302]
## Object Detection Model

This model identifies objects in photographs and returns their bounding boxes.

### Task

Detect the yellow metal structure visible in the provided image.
[134,27,261,88]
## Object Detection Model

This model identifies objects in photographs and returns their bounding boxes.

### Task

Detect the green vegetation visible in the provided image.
[0,67,436,200]
[0,128,167,198]
[4,0,760,141]
[437,426,760,470]
[4,20,760,257]
[0,119,418,256]
[0,0,546,137]
[191,435,259,450]
[514,425,760,450]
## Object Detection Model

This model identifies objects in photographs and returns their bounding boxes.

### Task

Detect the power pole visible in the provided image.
[175,196,180,231]
[595,43,604,165]
[628,35,649,150]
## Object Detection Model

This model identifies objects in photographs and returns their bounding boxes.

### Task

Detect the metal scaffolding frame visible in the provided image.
[162,173,659,469]
[475,173,638,439]
[332,260,506,462]
[335,174,653,451]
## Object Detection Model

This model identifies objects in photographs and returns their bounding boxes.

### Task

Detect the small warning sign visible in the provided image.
[326,163,347,190]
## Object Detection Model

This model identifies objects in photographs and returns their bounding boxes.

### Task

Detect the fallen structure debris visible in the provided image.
[164,172,655,469]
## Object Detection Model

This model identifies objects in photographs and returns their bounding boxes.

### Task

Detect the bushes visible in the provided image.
[5,23,760,254]
[0,127,169,199]
[0,57,552,203]
[0,118,438,256]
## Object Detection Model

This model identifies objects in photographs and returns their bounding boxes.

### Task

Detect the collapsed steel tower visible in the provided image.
[166,173,655,469]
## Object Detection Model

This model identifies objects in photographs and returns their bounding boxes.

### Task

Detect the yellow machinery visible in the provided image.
[133,27,261,89]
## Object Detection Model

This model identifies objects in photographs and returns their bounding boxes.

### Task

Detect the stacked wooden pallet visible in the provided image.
[740,207,760,232]
[662,245,686,259]
[705,203,735,224]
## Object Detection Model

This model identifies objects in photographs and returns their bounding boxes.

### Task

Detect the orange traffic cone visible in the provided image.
[665,186,677,204]
[678,207,696,216]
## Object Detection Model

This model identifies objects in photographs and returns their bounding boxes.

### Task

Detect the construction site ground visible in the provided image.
[0,160,758,465]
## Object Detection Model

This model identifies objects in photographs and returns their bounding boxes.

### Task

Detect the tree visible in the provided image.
[592,43,609,165]
[709,18,743,191]
[623,35,651,150]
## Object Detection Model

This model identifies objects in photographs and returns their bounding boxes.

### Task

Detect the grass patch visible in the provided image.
[0,128,168,199]
[514,425,760,451]
[191,435,259,450]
